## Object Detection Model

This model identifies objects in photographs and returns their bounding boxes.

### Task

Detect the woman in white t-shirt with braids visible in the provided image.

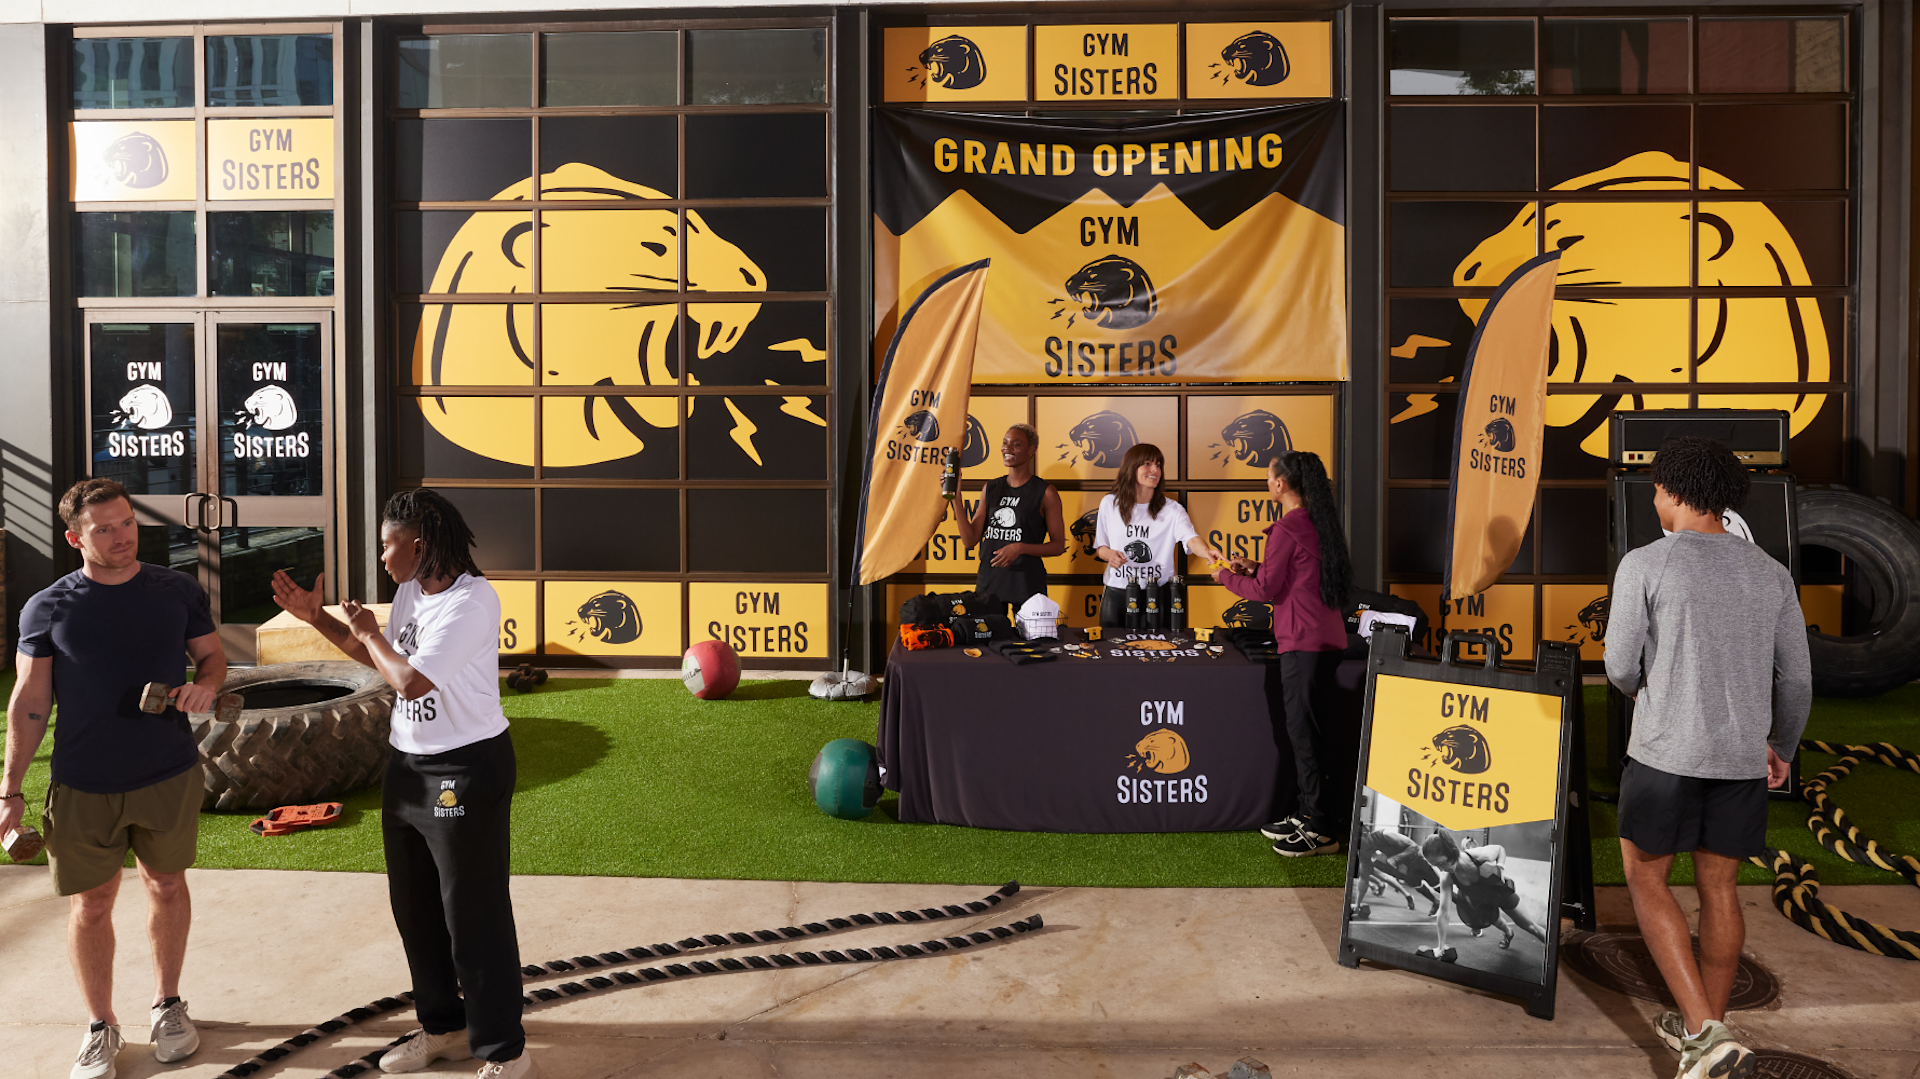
[1092,443,1224,626]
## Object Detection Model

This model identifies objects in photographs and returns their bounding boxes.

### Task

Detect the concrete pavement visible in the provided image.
[3,866,1915,1079]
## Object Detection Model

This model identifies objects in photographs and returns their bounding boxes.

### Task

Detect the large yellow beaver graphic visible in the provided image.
[412,163,767,467]
[1453,151,1828,458]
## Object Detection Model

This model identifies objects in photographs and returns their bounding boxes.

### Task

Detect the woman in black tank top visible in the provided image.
[954,424,1067,613]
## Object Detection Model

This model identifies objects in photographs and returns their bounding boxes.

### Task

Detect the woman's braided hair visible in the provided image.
[1273,450,1352,610]
[382,488,482,582]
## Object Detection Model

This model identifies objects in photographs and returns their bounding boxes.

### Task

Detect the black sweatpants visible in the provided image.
[1275,649,1343,834]
[382,730,525,1063]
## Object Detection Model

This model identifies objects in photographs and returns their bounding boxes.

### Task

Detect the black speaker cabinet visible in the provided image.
[1602,471,1802,800]
[1608,408,1790,469]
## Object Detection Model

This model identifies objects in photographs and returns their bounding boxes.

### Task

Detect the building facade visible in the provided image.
[0,1,1911,671]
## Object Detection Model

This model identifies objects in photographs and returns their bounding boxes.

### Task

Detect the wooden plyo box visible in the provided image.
[256,604,392,665]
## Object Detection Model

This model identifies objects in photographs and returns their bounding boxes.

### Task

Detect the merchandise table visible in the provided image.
[877,631,1291,833]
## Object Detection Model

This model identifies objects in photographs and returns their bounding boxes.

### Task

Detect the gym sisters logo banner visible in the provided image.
[873,104,1347,385]
[1364,675,1563,831]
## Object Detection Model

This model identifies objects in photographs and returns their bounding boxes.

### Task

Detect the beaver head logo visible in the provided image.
[1123,540,1152,564]
[240,385,299,431]
[917,35,988,91]
[114,385,172,431]
[1062,255,1158,330]
[105,133,169,189]
[1220,410,1292,469]
[991,506,1018,528]
[959,413,991,466]
[1221,31,1291,87]
[1430,725,1493,775]
[413,163,770,468]
[1070,509,1100,556]
[1453,151,1828,458]
[901,409,940,443]
[575,590,643,645]
[437,789,458,808]
[1126,728,1191,775]
[1223,599,1274,629]
[1482,416,1516,453]
[1064,410,1137,468]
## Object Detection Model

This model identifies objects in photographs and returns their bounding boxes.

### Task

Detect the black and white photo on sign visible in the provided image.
[1345,789,1556,985]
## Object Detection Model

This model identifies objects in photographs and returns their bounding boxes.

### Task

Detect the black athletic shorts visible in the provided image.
[1617,757,1769,858]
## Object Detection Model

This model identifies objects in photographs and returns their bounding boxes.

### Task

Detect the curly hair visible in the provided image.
[1273,451,1352,609]
[1649,435,1750,517]
[382,488,483,583]
[1109,443,1168,524]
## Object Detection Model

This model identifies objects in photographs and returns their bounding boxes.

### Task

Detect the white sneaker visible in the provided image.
[476,1052,541,1079]
[380,1028,473,1073]
[72,1022,122,1079]
[150,997,199,1063]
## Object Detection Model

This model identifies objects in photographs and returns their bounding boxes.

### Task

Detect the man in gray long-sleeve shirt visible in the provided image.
[1605,436,1811,1079]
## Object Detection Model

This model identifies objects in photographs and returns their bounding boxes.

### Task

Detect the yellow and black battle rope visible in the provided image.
[1746,739,1920,961]
[213,882,1036,1079]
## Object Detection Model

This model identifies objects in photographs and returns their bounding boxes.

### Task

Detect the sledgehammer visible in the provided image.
[138,683,244,721]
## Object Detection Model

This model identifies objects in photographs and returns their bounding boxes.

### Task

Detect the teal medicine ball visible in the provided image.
[809,738,882,820]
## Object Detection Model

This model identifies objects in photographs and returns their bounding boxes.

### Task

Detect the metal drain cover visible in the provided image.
[1754,1051,1857,1079]
[1561,930,1780,1010]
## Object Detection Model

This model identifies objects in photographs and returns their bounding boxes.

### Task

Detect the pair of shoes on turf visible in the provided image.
[71,1000,199,1079]
[1272,829,1340,857]
[1658,1015,1757,1079]
[381,1028,540,1079]
[1259,816,1306,841]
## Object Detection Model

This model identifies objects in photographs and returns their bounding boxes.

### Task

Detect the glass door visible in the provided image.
[84,311,334,661]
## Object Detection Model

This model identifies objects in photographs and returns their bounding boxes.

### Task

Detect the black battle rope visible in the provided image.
[216,882,1038,1079]
[1746,740,1920,961]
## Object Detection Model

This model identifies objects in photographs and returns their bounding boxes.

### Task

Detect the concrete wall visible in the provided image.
[0,23,57,652]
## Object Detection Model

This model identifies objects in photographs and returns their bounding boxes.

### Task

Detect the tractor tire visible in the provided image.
[1797,487,1920,698]
[190,661,396,811]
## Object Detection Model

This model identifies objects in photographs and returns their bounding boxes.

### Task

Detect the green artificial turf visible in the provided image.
[2,671,1915,888]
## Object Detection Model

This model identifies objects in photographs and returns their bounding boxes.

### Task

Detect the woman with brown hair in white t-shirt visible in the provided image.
[1092,443,1224,626]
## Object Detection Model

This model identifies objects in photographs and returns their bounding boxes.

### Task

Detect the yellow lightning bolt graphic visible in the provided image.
[767,381,826,427]
[769,338,827,364]
[1390,375,1455,425]
[723,397,763,465]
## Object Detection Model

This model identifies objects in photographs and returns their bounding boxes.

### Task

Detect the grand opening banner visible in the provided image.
[874,104,1347,384]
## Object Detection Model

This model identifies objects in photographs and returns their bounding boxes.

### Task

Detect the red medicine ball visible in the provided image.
[682,639,741,700]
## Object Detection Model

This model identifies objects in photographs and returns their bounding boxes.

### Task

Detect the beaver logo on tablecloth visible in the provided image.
[1060,410,1137,468]
[568,590,643,645]
[916,35,988,91]
[1125,728,1191,775]
[1221,31,1291,87]
[105,132,169,188]
[1057,255,1158,330]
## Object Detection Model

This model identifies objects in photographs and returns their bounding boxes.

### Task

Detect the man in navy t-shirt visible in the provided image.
[3,478,226,1079]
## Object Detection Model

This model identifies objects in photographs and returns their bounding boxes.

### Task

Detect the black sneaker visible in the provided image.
[1259,816,1306,841]
[1272,829,1341,857]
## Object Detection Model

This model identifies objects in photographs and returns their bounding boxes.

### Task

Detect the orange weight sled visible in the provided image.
[250,802,344,836]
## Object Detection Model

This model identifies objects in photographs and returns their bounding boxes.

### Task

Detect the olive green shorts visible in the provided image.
[44,767,201,896]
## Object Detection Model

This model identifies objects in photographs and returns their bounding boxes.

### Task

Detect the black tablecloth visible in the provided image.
[877,633,1286,833]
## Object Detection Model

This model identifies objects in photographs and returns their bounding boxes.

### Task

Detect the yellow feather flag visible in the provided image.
[1445,251,1561,604]
[855,259,991,585]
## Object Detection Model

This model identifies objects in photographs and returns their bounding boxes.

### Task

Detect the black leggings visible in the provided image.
[382,731,526,1063]
[1276,650,1343,834]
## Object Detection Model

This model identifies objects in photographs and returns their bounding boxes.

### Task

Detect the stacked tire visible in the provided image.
[1797,487,1920,698]
[191,661,397,811]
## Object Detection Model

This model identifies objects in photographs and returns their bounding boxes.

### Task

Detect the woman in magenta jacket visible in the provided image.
[1215,450,1352,858]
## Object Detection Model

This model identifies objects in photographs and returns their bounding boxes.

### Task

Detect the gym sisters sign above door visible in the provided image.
[70,119,337,202]
[874,104,1347,384]
[883,23,1332,102]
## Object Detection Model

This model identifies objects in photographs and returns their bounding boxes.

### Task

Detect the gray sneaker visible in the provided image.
[72,1022,122,1079]
[1655,1010,1690,1052]
[150,997,199,1063]
[475,1052,541,1079]
[381,1027,473,1073]
[1673,1020,1756,1079]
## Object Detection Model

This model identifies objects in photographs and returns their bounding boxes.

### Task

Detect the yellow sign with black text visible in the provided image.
[1364,674,1563,831]
[1035,25,1178,101]
[206,119,335,200]
[495,580,536,656]
[689,583,827,658]
[70,121,197,202]
[874,105,1347,385]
